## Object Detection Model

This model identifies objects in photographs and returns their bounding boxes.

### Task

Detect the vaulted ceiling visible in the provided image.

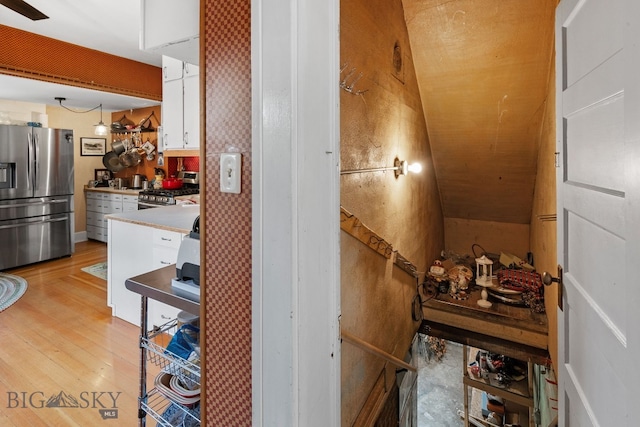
[402,0,557,224]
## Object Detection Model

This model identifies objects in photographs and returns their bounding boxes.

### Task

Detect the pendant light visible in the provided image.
[54,97,107,135]
[94,104,108,135]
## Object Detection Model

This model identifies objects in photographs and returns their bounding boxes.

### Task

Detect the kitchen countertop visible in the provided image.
[106,204,200,233]
[84,186,141,195]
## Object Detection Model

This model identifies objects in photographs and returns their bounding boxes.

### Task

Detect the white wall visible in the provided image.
[0,99,47,125]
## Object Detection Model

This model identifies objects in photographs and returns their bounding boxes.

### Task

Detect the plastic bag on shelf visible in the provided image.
[165,324,200,360]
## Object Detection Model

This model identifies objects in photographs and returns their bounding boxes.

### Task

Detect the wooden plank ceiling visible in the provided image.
[402,0,557,224]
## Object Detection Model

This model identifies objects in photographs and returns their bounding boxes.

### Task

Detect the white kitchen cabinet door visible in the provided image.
[162,56,183,82]
[162,78,184,150]
[183,74,200,150]
[183,62,199,78]
[107,220,155,325]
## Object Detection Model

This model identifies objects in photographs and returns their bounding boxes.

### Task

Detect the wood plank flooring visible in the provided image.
[0,241,145,426]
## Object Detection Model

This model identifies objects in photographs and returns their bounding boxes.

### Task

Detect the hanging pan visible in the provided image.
[119,149,142,168]
[103,151,125,172]
[111,139,126,155]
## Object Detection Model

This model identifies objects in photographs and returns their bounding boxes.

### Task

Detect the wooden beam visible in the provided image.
[341,329,416,373]
[419,321,551,366]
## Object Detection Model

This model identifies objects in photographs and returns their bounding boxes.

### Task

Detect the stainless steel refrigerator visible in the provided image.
[0,125,75,270]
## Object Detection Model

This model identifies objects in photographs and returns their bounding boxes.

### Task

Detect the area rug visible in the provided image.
[0,273,28,313]
[81,262,107,281]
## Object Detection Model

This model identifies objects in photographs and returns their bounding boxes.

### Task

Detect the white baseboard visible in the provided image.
[75,231,87,243]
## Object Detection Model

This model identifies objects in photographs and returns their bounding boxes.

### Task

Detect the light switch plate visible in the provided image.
[220,153,241,193]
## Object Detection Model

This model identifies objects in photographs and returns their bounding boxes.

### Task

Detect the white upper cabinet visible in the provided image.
[163,56,184,82]
[140,0,199,65]
[162,56,200,151]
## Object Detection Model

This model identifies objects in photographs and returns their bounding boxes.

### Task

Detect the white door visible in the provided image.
[556,0,640,425]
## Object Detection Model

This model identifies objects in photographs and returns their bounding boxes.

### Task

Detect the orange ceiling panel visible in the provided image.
[0,25,161,101]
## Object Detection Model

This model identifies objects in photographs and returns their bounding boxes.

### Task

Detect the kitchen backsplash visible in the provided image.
[168,156,200,175]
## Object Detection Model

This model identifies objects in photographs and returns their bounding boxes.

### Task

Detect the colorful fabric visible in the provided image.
[497,269,545,313]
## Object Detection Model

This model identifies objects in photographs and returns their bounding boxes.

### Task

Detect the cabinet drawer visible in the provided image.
[148,301,182,329]
[98,213,109,228]
[100,200,122,214]
[109,202,123,214]
[86,225,99,240]
[153,245,179,268]
[95,200,108,212]
[153,229,183,249]
[87,225,107,242]
[110,194,123,202]
[86,211,100,226]
[86,198,99,211]
[123,195,139,203]
[86,191,100,200]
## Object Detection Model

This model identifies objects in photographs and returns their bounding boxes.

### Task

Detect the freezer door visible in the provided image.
[0,125,32,200]
[0,196,73,221]
[33,128,75,198]
[0,212,73,270]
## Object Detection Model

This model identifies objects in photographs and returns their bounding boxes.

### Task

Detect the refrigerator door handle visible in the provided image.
[27,131,33,190]
[0,199,68,209]
[0,216,68,230]
[33,131,40,189]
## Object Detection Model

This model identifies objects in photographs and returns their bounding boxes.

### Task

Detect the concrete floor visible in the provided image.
[417,340,465,426]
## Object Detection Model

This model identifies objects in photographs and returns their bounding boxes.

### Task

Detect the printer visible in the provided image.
[171,216,201,301]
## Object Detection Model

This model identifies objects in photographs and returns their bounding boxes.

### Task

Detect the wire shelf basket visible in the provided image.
[141,388,200,427]
[142,319,201,388]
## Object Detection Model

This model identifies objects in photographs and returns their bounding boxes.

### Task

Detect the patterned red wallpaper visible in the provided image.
[203,0,252,425]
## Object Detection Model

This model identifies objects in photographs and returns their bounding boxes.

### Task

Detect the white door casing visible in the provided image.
[251,0,341,426]
[556,0,640,425]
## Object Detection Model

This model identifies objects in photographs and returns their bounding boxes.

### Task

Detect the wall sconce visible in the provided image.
[55,97,108,136]
[340,157,422,179]
[393,158,422,178]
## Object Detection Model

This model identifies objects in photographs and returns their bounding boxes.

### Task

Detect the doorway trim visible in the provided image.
[251,0,341,425]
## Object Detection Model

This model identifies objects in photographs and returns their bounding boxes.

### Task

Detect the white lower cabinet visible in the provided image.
[108,220,184,326]
[86,191,137,242]
[147,229,183,328]
[122,195,139,212]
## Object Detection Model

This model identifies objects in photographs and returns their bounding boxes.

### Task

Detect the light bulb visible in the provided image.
[94,122,108,136]
[407,162,422,174]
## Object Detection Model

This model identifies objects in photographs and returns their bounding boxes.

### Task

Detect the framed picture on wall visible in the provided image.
[94,168,112,182]
[81,137,107,156]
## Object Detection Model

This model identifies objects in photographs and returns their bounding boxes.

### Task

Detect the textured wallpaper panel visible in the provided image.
[203,0,252,425]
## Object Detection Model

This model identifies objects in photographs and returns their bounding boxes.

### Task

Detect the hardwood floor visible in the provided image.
[0,241,145,426]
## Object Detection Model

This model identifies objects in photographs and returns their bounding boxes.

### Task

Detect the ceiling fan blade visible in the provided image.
[0,0,49,21]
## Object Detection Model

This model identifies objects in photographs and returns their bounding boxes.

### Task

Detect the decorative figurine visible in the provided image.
[429,260,446,277]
